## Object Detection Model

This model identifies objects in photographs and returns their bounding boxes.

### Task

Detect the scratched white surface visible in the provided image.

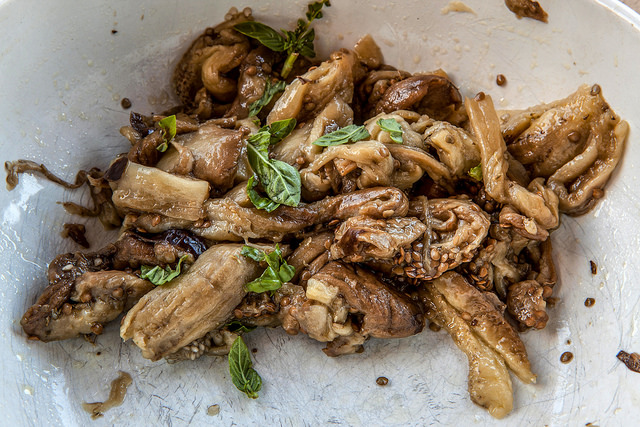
[1,0,639,425]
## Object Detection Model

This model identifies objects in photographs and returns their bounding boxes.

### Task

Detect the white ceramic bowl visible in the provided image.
[1,0,639,425]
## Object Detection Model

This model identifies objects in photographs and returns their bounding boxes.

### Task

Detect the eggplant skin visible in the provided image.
[120,244,268,361]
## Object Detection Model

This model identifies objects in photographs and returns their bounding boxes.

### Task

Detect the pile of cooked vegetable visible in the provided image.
[8,2,628,419]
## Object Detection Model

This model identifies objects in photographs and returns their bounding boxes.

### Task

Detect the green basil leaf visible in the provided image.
[279,263,296,283]
[241,244,295,293]
[156,115,177,152]
[468,163,483,182]
[229,336,262,399]
[247,130,271,150]
[312,124,370,146]
[306,0,331,22]
[245,276,282,293]
[262,159,301,207]
[376,118,404,144]
[265,118,297,145]
[233,21,286,52]
[247,128,302,210]
[241,244,266,262]
[297,28,316,58]
[247,176,281,212]
[224,320,257,334]
[140,254,189,286]
[248,80,287,117]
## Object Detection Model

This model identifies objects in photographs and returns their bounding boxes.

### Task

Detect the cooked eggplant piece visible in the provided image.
[330,216,427,263]
[421,278,514,419]
[300,141,394,196]
[121,244,272,360]
[126,186,409,241]
[267,49,356,124]
[466,93,560,230]
[375,74,462,120]
[156,121,245,195]
[110,160,209,222]
[172,9,251,106]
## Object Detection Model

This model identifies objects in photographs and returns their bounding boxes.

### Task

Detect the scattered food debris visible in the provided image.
[590,260,597,275]
[61,223,90,248]
[584,298,595,307]
[617,351,640,373]
[82,372,132,419]
[207,404,221,416]
[560,352,573,364]
[505,0,548,23]
[441,1,475,15]
[376,376,389,386]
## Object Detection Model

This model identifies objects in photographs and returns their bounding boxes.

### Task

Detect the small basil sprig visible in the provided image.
[140,254,189,286]
[156,115,177,152]
[468,163,483,181]
[376,118,404,144]
[246,118,300,209]
[312,124,370,147]
[249,79,287,117]
[234,1,331,78]
[247,176,281,213]
[241,245,295,293]
[229,336,262,399]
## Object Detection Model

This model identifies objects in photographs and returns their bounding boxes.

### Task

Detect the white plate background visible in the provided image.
[0,0,639,425]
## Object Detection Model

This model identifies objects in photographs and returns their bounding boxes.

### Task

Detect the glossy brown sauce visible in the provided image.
[496,74,507,86]
[590,260,597,275]
[584,298,595,307]
[82,372,132,419]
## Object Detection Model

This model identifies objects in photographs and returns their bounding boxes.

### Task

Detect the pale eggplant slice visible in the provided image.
[422,281,514,419]
[120,244,267,361]
[431,272,536,384]
[110,161,209,221]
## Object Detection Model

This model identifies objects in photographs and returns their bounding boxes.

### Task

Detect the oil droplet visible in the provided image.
[207,404,220,416]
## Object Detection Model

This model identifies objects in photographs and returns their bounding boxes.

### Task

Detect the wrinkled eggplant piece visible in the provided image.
[110,160,209,221]
[112,229,207,270]
[431,272,536,383]
[127,186,409,242]
[466,94,559,230]
[24,271,153,342]
[421,281,514,419]
[273,96,353,169]
[330,216,426,263]
[121,244,269,360]
[267,49,356,124]
[280,262,423,355]
[405,198,490,280]
[172,9,251,106]
[375,74,462,120]
[507,280,549,329]
[156,122,245,195]
[225,46,279,119]
[300,141,394,196]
